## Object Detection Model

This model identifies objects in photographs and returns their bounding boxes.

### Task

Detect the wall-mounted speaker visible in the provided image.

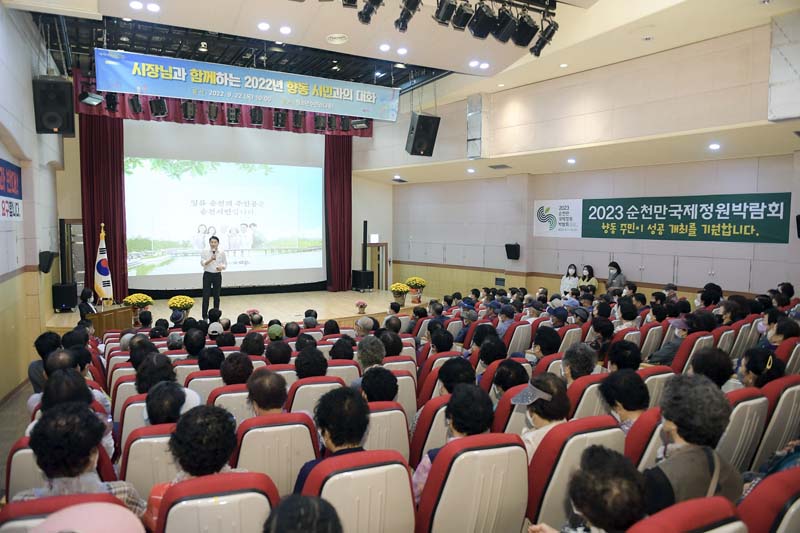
[505,243,521,260]
[405,112,441,157]
[32,77,75,136]
[38,251,56,273]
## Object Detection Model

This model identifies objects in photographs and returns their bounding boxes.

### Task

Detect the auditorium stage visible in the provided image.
[46,289,428,332]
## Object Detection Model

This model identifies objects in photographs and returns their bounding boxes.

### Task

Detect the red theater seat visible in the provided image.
[738,467,800,533]
[671,331,714,374]
[532,352,563,376]
[207,384,251,426]
[0,494,125,531]
[461,319,491,349]
[119,423,178,497]
[410,394,450,468]
[637,365,674,408]
[5,437,40,500]
[712,325,735,355]
[184,369,224,404]
[325,359,361,384]
[624,407,662,470]
[416,367,443,409]
[415,434,528,533]
[567,373,608,419]
[392,370,418,428]
[363,401,410,460]
[492,383,529,435]
[716,388,768,472]
[751,375,800,470]
[382,356,417,380]
[557,324,582,352]
[417,352,459,394]
[285,376,345,413]
[776,337,800,373]
[629,496,746,533]
[639,322,664,359]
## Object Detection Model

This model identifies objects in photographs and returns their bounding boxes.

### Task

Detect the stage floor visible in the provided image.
[46,289,426,331]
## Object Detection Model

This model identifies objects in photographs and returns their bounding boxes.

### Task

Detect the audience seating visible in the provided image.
[111,374,138,422]
[417,352,459,394]
[716,388,769,472]
[660,319,676,349]
[363,401,410,461]
[504,322,532,355]
[207,384,251,426]
[107,362,136,396]
[640,322,664,359]
[231,413,319,496]
[624,407,663,471]
[391,370,418,429]
[738,468,800,533]
[567,374,608,419]
[382,356,417,381]
[478,358,508,403]
[5,437,42,501]
[285,376,345,413]
[411,317,433,342]
[300,450,414,533]
[400,345,417,360]
[325,359,361,384]
[492,384,529,435]
[460,319,491,349]
[119,423,179,497]
[610,328,640,351]
[526,415,624,527]
[532,352,563,377]
[445,318,464,339]
[153,472,280,533]
[0,494,125,532]
[745,315,764,351]
[265,363,298,388]
[117,393,148,456]
[580,319,593,342]
[416,367,444,409]
[629,496,746,532]
[409,394,450,468]
[637,365,674,408]
[557,324,582,353]
[776,337,800,374]
[750,375,800,470]
[712,325,736,355]
[671,331,715,374]
[248,355,267,369]
[416,434,528,533]
[728,318,753,362]
[172,360,201,386]
[184,370,224,404]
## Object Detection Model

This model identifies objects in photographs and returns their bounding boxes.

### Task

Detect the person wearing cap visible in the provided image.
[496,304,516,338]
[647,317,689,365]
[664,283,679,304]
[454,308,478,344]
[485,300,502,321]
[549,307,568,330]
[571,307,590,327]
[267,324,284,342]
[511,373,570,463]
[169,309,185,328]
[207,322,224,340]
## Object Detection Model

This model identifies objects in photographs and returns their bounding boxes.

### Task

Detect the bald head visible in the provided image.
[45,349,77,377]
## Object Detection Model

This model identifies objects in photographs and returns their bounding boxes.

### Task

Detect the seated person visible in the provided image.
[411,357,476,433]
[530,446,647,533]
[647,304,668,324]
[562,344,597,386]
[264,495,343,533]
[295,348,328,379]
[143,406,240,528]
[215,332,237,348]
[295,333,317,352]
[412,384,493,503]
[329,337,355,360]
[360,367,399,403]
[166,332,183,351]
[352,336,386,387]
[690,348,742,393]
[475,336,507,382]
[529,326,562,365]
[27,348,110,416]
[29,331,61,394]
[511,373,569,463]
[14,402,146,516]
[293,387,369,493]
[384,316,402,335]
[491,359,528,403]
[647,317,689,366]
[761,317,800,351]
[598,370,649,434]
[247,368,288,415]
[267,324,284,342]
[614,302,639,333]
[496,305,516,338]
[643,374,742,514]
[240,332,265,357]
[183,329,206,358]
[587,316,615,363]
[265,340,292,365]
[198,346,225,370]
[379,330,404,358]
[549,307,568,330]
[608,340,641,372]
[740,347,786,388]
[230,323,248,335]
[138,354,202,423]
[571,307,590,327]
[454,309,478,344]
[145,381,187,425]
[220,351,254,385]
[593,301,612,319]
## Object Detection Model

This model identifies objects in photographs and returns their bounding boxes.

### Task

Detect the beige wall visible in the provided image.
[351,176,393,279]
[56,119,82,220]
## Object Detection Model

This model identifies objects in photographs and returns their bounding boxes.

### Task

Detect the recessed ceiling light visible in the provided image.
[469,60,479,68]
[129,1,143,9]
[275,41,283,45]
[122,17,132,22]
[497,83,505,87]
[642,35,654,41]
[327,33,349,45]
[145,3,159,12]
[567,158,576,164]
[467,168,476,174]
[397,47,408,55]
[119,36,130,42]
[197,41,208,52]
[279,26,292,35]
[394,63,406,69]
[559,63,568,68]
[379,43,391,52]
[257,22,270,31]
[708,143,721,151]
[479,62,489,69]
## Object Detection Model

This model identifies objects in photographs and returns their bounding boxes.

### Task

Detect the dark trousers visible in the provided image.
[202,271,222,319]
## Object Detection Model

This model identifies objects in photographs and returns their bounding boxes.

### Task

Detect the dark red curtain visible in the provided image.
[324,135,352,292]
[80,114,128,300]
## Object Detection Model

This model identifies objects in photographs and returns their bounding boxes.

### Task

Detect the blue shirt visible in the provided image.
[293,447,365,494]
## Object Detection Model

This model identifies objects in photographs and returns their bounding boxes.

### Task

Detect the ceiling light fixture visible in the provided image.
[433,0,457,24]
[567,158,576,164]
[279,26,292,35]
[392,175,407,183]
[395,0,421,32]
[468,1,496,39]
[451,1,474,30]
[559,63,568,68]
[497,83,505,87]
[275,41,284,45]
[129,1,143,9]
[122,17,133,22]
[342,0,358,7]
[394,62,406,68]
[351,118,371,129]
[145,3,160,13]
[197,41,208,52]
[512,11,539,47]
[530,18,558,56]
[397,47,408,55]
[469,60,479,68]
[479,62,489,69]
[257,22,270,31]
[492,5,516,42]
[79,91,103,106]
[641,35,654,41]
[708,143,721,151]
[327,33,349,44]
[358,0,382,24]
[467,168,476,173]
[379,43,391,52]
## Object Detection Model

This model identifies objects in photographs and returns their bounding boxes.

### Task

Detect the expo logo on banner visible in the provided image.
[0,158,22,221]
[533,199,583,238]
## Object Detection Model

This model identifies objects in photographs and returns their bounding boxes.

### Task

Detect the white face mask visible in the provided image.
[694,297,702,307]
[582,269,589,277]
[609,269,617,276]
[568,268,576,276]
[89,296,94,304]
[645,313,653,323]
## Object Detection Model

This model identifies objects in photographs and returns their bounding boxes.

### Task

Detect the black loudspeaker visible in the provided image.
[505,243,521,260]
[32,77,75,135]
[796,214,800,238]
[405,112,441,157]
[352,270,374,291]
[52,283,78,312]
[38,251,56,273]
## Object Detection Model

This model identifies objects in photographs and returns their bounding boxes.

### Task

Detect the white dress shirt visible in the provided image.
[200,249,227,273]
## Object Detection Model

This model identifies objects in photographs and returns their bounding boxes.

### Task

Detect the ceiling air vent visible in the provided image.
[488,164,512,170]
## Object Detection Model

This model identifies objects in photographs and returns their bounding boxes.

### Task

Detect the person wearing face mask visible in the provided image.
[757,310,795,351]
[78,288,98,321]
[491,359,528,406]
[605,261,626,294]
[511,373,570,464]
[740,347,787,388]
[663,283,679,304]
[411,384,493,503]
[560,264,580,296]
[695,288,722,312]
[578,265,598,293]
[647,318,689,366]
[643,374,742,515]
[530,327,562,365]
[599,370,649,434]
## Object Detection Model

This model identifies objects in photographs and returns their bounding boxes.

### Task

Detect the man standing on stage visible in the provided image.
[200,235,227,320]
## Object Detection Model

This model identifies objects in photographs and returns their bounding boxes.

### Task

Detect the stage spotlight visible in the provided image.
[492,5,516,43]
[394,0,421,32]
[273,109,287,129]
[357,0,382,24]
[342,0,357,6]
[351,118,371,129]
[327,115,337,130]
[512,11,538,47]
[530,18,558,57]
[432,0,456,25]
[292,110,306,128]
[181,101,196,121]
[226,106,241,124]
[128,95,143,114]
[451,1,474,30]
[314,115,326,130]
[148,98,168,117]
[79,91,103,106]
[340,117,351,131]
[468,1,495,39]
[250,107,263,125]
[208,102,219,122]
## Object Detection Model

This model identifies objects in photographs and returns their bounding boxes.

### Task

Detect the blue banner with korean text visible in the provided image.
[0,158,22,221]
[94,48,400,122]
